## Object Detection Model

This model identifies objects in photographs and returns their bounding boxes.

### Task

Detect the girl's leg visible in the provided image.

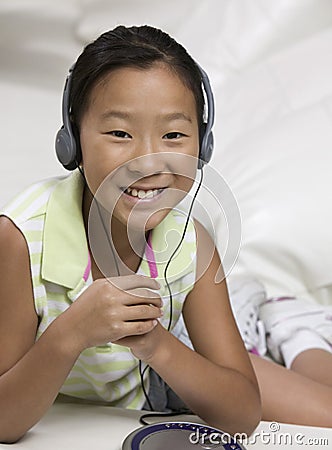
[290,348,332,387]
[250,353,332,427]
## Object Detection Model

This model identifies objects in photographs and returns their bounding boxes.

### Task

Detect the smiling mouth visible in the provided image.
[123,186,165,199]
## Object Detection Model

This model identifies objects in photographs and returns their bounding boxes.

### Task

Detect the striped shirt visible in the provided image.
[0,170,197,409]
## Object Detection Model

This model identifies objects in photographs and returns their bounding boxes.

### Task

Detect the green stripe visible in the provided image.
[30,253,42,266]
[23,230,44,240]
[62,375,107,389]
[76,358,137,374]
[61,387,97,398]
[6,180,56,219]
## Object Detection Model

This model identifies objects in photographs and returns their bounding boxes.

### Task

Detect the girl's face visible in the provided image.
[80,63,200,231]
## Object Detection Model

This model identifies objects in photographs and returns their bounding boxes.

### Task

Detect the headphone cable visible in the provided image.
[139,167,204,415]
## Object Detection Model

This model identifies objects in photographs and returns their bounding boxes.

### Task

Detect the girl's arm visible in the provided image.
[121,219,261,435]
[182,219,261,434]
[0,217,83,443]
[0,217,162,443]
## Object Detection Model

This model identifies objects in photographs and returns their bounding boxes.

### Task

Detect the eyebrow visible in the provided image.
[161,112,193,123]
[100,110,193,123]
[100,110,131,121]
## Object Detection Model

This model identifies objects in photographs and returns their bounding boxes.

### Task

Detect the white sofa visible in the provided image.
[1,0,332,306]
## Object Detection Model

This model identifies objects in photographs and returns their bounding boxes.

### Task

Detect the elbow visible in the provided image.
[212,407,261,440]
[0,434,26,445]
[229,374,262,437]
[0,427,27,445]
[239,401,262,437]
[212,386,262,438]
[230,391,262,437]
[246,382,262,436]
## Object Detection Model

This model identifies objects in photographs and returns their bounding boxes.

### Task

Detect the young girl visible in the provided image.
[0,25,261,443]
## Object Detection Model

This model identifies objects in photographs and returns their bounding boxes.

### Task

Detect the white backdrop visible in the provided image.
[1,0,332,303]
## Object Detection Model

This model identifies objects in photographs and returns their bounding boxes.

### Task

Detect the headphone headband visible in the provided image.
[55,63,215,170]
[197,64,215,169]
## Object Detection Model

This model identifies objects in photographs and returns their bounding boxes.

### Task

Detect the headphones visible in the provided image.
[55,63,214,171]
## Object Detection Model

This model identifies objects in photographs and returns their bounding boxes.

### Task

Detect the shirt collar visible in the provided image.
[42,171,88,289]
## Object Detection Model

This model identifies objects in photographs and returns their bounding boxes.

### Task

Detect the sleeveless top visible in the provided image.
[0,170,197,409]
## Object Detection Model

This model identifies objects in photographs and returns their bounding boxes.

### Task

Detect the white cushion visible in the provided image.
[208,29,332,304]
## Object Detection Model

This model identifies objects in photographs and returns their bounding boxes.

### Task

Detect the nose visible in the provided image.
[126,141,168,177]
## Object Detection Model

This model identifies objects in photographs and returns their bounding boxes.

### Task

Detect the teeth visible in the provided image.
[125,187,162,199]
[145,190,154,199]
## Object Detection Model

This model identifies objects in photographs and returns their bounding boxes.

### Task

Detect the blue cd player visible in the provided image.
[122,421,247,449]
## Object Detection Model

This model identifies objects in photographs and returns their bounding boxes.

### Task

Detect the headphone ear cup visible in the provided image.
[55,65,81,171]
[55,127,78,170]
[198,123,207,169]
[198,123,214,169]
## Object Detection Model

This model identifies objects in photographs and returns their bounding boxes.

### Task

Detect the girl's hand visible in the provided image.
[61,275,162,351]
[114,321,167,362]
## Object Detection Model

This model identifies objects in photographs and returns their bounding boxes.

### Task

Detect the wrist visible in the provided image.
[144,325,177,367]
[47,312,85,359]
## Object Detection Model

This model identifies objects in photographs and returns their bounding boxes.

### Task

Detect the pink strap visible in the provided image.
[83,252,91,282]
[146,232,158,278]
[84,239,158,280]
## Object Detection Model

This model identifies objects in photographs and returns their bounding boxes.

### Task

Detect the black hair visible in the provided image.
[69,25,204,128]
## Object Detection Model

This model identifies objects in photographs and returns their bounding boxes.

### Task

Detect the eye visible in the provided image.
[163,132,185,140]
[108,130,132,139]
